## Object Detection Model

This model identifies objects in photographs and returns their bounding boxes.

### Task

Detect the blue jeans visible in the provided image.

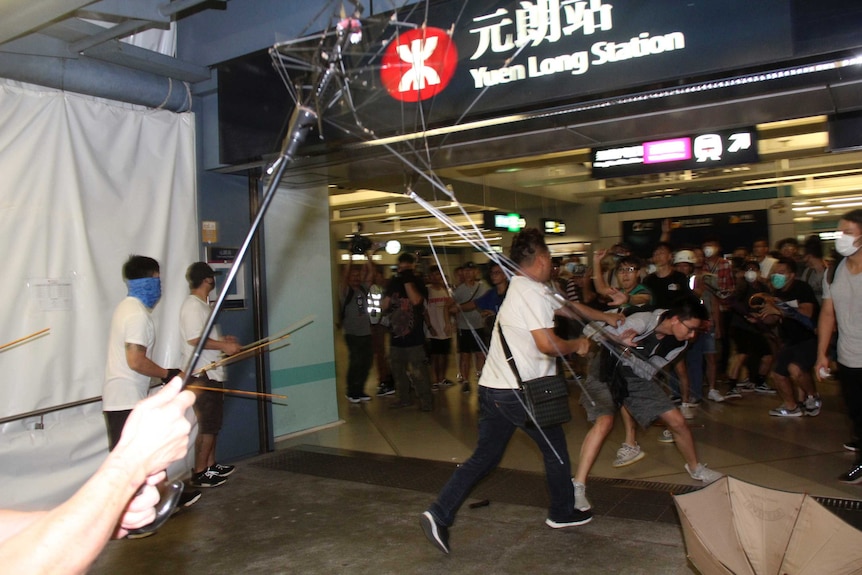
[428,386,574,526]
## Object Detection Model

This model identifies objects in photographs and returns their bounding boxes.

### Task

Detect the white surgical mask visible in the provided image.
[835,232,860,257]
[703,246,717,258]
[744,270,758,283]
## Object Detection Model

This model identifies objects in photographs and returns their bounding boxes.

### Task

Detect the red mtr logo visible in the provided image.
[380,27,458,102]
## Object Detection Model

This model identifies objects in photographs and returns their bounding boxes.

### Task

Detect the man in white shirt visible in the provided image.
[103,255,179,449]
[421,229,593,555]
[180,262,242,488]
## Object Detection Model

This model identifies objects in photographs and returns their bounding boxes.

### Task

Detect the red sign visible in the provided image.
[380,27,458,102]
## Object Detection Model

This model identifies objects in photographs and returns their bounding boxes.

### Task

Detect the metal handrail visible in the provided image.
[0,383,161,426]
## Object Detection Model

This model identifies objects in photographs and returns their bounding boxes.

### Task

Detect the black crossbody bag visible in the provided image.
[497,323,571,429]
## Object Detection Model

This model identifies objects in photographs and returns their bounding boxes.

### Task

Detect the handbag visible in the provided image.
[497,323,571,428]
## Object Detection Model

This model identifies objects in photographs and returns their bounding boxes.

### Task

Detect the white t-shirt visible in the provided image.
[103,297,155,411]
[180,294,225,381]
[479,276,561,390]
[822,260,862,368]
[426,285,453,340]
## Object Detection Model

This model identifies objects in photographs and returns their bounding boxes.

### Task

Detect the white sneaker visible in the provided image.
[572,479,591,511]
[613,443,646,467]
[686,463,724,484]
[707,389,725,403]
[680,403,697,420]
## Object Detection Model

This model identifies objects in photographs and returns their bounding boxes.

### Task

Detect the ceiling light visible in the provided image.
[824,202,862,209]
[384,240,401,255]
[806,210,829,215]
[822,196,862,204]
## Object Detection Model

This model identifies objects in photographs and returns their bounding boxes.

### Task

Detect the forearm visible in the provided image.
[816,307,836,359]
[566,300,609,323]
[0,457,142,574]
[187,337,233,353]
[128,355,169,380]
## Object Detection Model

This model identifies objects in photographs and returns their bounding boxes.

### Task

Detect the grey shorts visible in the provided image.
[578,353,675,428]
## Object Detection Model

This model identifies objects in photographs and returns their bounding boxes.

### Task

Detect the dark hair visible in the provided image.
[616,255,641,270]
[123,255,159,280]
[841,208,862,227]
[803,235,823,259]
[653,241,674,254]
[510,228,548,265]
[666,295,708,322]
[776,237,799,250]
[773,256,797,272]
[397,252,416,264]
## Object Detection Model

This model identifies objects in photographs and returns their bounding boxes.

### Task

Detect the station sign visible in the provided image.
[542,219,567,235]
[484,211,526,232]
[590,127,759,179]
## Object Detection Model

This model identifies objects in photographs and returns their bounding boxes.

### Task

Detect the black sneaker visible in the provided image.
[545,508,593,528]
[755,383,777,395]
[838,462,862,484]
[179,489,201,509]
[376,384,396,397]
[844,440,861,452]
[358,393,372,402]
[210,463,235,477]
[420,511,450,554]
[190,469,227,488]
[461,381,470,394]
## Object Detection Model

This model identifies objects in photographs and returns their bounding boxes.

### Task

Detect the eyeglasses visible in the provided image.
[679,321,700,334]
[617,267,638,273]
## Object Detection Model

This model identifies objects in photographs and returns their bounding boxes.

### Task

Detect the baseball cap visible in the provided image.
[187,261,221,286]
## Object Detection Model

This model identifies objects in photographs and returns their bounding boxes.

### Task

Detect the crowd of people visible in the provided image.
[335,215,862,555]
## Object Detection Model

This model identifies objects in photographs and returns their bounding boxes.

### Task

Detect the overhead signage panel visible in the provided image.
[484,210,525,232]
[590,127,759,178]
[542,219,567,235]
[338,0,793,136]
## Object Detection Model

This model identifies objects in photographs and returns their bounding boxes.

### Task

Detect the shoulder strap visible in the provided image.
[496,322,523,386]
[340,287,354,321]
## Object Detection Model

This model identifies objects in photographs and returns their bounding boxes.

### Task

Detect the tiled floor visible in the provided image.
[279,337,862,503]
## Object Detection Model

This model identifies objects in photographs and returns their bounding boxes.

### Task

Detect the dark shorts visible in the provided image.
[429,337,451,355]
[773,339,817,377]
[193,376,225,435]
[730,327,772,358]
[458,328,483,353]
[104,409,132,450]
[578,352,674,428]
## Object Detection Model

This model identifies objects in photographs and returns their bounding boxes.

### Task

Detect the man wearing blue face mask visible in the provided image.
[762,256,820,417]
[103,256,184,452]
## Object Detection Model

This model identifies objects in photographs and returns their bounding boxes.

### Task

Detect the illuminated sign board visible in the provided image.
[484,211,525,232]
[542,219,567,235]
[591,127,759,178]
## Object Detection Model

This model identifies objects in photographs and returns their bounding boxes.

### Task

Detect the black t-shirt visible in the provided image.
[642,270,692,309]
[773,279,818,344]
[384,272,428,347]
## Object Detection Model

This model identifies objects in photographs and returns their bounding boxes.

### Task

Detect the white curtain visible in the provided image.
[0,80,198,509]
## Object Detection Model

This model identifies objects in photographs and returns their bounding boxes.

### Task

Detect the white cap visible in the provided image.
[673,250,696,264]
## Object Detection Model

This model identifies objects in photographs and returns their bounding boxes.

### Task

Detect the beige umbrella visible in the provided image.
[673,476,862,575]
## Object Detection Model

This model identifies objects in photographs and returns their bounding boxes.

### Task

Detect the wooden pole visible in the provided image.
[0,328,50,352]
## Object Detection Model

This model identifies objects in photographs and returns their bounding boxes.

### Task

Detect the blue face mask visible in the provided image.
[128,277,162,308]
[770,273,787,290]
